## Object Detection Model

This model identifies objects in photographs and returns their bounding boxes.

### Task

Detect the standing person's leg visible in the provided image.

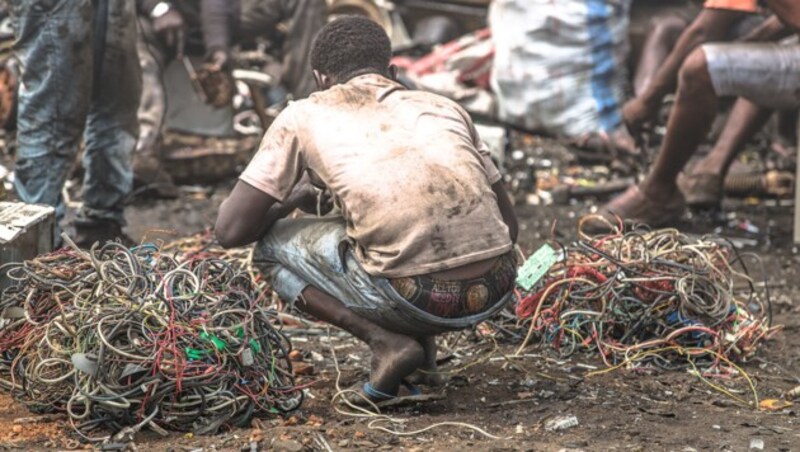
[239,0,327,99]
[9,0,94,242]
[77,0,142,243]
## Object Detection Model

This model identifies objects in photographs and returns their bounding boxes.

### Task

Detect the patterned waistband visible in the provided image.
[389,252,517,319]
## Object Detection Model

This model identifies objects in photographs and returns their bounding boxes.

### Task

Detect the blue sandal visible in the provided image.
[348,379,422,406]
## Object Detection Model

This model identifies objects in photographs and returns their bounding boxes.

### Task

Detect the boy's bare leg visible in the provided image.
[407,336,446,387]
[298,286,424,397]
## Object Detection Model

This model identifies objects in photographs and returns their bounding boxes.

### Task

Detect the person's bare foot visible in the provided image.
[677,171,723,207]
[586,183,685,230]
[367,331,425,397]
[406,336,446,387]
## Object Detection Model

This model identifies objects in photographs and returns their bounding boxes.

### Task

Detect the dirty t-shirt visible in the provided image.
[240,74,513,278]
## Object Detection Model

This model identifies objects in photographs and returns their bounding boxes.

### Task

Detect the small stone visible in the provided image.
[11,425,22,433]
[273,439,303,452]
[306,414,324,426]
[750,438,765,450]
[712,425,721,430]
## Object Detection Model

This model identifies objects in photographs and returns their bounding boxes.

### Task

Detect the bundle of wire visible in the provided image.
[0,239,302,442]
[515,220,779,381]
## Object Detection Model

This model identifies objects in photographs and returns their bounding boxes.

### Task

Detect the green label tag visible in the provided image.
[516,244,559,290]
[200,332,227,351]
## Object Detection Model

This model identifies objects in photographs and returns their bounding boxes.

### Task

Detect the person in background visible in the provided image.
[215,17,519,403]
[134,0,327,197]
[624,0,789,135]
[598,0,800,225]
[9,0,141,247]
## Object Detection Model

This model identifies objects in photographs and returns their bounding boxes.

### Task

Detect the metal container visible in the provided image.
[0,202,55,289]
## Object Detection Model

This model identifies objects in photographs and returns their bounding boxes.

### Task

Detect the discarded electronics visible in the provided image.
[0,202,55,288]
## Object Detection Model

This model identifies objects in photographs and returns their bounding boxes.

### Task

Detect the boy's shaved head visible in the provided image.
[310,16,392,82]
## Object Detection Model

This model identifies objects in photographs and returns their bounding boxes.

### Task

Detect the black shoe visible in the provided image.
[133,153,180,199]
[73,218,135,249]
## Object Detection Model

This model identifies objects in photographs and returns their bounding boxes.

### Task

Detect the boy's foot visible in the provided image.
[405,369,446,387]
[406,336,446,387]
[367,331,425,398]
[342,380,422,407]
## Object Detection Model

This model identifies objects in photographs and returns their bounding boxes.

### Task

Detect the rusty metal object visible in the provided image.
[195,69,235,109]
[182,57,235,109]
[0,61,17,130]
[724,170,795,198]
[161,134,260,184]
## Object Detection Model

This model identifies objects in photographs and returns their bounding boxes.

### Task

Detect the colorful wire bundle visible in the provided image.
[514,219,779,382]
[0,238,302,442]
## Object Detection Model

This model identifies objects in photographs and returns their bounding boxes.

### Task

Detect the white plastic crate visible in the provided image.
[0,202,55,288]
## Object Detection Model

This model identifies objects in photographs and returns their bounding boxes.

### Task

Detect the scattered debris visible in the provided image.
[545,415,579,432]
[785,384,800,401]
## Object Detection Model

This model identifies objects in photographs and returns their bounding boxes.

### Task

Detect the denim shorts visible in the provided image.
[252,216,514,337]
[703,41,800,110]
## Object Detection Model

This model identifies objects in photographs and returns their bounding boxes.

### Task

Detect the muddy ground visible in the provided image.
[1,152,800,451]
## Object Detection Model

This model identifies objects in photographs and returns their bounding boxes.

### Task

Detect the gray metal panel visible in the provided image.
[0,202,55,290]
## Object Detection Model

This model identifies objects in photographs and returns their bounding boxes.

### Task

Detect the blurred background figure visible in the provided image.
[8,0,141,246]
[600,0,800,225]
[134,0,327,197]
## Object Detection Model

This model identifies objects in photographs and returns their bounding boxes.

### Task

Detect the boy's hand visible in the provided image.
[286,176,332,215]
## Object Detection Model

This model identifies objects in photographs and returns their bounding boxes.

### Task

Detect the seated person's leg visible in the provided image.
[679,99,773,207]
[603,42,800,224]
[603,47,716,224]
[635,15,690,96]
[623,8,746,135]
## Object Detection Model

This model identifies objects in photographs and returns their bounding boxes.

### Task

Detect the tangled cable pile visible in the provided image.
[514,221,779,380]
[0,237,302,442]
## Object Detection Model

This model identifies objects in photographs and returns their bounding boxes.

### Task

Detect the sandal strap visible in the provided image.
[363,382,396,401]
[400,379,422,396]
